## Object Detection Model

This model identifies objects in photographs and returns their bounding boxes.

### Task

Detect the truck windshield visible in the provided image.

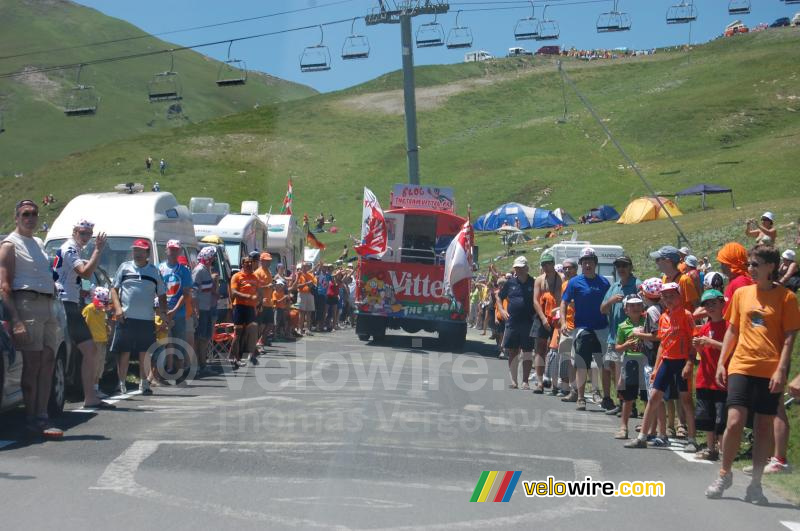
[224,242,241,267]
[401,214,437,265]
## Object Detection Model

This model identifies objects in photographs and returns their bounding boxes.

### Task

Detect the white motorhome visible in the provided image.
[464,50,493,62]
[259,213,304,272]
[191,198,268,269]
[545,240,625,282]
[45,188,198,280]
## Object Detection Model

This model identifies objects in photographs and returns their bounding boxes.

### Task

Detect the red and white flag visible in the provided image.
[444,216,474,295]
[354,187,387,257]
[280,178,293,215]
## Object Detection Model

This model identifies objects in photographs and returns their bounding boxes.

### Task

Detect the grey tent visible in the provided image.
[675,184,734,210]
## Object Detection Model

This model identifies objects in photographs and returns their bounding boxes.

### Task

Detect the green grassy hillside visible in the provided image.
[0,0,316,177]
[5,27,799,252]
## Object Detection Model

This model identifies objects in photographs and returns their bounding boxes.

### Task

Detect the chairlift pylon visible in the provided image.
[514,1,540,40]
[666,1,697,24]
[216,41,248,86]
[300,25,332,72]
[0,110,5,133]
[342,17,370,60]
[536,5,560,41]
[148,51,182,102]
[727,0,750,15]
[416,13,446,48]
[64,63,99,116]
[596,0,631,33]
[446,10,473,49]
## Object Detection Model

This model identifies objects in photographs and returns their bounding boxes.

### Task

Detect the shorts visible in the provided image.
[275,308,287,330]
[495,319,506,337]
[196,310,214,340]
[572,328,608,370]
[726,374,781,416]
[109,318,157,355]
[259,307,274,326]
[12,291,60,352]
[326,296,338,306]
[502,320,534,351]
[63,301,93,345]
[169,316,187,342]
[619,355,648,401]
[232,305,256,326]
[695,388,728,434]
[652,358,689,395]
[530,315,554,341]
[297,291,315,312]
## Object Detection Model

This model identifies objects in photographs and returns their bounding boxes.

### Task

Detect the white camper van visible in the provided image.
[191,198,268,269]
[464,50,493,62]
[545,240,624,282]
[259,213,304,272]
[45,189,198,281]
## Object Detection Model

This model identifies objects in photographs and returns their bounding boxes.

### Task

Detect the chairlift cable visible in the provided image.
[557,64,690,246]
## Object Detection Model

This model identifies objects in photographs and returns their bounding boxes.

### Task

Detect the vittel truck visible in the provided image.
[354,185,472,349]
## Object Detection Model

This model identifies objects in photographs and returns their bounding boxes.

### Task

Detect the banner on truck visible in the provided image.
[390,184,455,212]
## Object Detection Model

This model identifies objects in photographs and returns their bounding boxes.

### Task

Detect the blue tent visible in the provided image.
[584,204,620,223]
[473,202,563,231]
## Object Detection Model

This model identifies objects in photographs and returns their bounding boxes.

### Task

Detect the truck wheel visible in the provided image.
[372,327,386,342]
[48,350,67,417]
[439,323,467,351]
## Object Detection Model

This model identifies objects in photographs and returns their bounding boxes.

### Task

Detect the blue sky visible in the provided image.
[75,0,798,93]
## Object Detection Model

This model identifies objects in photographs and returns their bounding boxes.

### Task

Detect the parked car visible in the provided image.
[792,12,800,27]
[770,17,790,27]
[507,46,533,57]
[535,45,561,55]
[1,297,72,416]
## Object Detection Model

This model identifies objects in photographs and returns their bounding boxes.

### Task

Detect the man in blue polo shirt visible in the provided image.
[600,255,642,414]
[560,247,610,411]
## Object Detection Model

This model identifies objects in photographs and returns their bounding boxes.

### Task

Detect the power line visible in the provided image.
[0,0,358,62]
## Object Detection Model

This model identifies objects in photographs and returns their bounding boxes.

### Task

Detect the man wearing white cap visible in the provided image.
[746,212,777,245]
[560,247,610,411]
[778,249,799,292]
[497,255,536,389]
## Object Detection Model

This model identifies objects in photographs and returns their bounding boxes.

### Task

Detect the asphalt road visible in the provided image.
[1,327,799,530]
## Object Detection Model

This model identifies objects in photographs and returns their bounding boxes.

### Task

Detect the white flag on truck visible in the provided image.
[354,187,387,257]
[444,217,474,295]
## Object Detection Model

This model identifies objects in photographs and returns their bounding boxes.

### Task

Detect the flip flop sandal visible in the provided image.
[521,383,531,390]
[509,383,518,389]
[676,425,688,438]
[85,401,116,410]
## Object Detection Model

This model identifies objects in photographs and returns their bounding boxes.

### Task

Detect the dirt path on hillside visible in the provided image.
[336,53,678,115]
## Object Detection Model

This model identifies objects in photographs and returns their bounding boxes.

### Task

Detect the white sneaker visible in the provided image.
[118,381,127,395]
[763,457,791,474]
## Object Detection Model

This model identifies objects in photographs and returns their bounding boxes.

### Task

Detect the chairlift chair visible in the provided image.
[666,1,697,24]
[783,0,800,4]
[300,25,332,72]
[342,17,370,60]
[536,5,560,40]
[416,13,445,48]
[148,52,182,102]
[728,0,750,15]
[64,64,99,116]
[216,41,248,86]
[596,0,631,33]
[514,1,540,40]
[446,11,473,49]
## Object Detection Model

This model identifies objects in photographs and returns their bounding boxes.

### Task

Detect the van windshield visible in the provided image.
[224,242,241,267]
[45,236,143,281]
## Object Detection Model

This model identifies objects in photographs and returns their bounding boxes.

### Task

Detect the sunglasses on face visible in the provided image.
[20,211,38,218]
[77,230,93,236]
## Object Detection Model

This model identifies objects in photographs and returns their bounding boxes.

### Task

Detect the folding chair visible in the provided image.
[208,322,235,363]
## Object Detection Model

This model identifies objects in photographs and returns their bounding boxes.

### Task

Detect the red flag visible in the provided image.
[306,230,326,250]
[280,178,293,215]
[444,214,474,294]
[354,187,387,257]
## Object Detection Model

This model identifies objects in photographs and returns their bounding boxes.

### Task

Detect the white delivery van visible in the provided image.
[259,213,304,272]
[464,50,493,62]
[45,188,198,281]
[545,240,624,282]
[192,198,267,269]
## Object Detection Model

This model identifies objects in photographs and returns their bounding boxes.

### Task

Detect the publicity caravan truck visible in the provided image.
[354,185,472,349]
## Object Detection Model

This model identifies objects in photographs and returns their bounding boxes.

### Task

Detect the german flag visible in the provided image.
[306,230,326,250]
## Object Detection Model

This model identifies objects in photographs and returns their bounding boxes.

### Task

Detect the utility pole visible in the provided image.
[366,1,449,185]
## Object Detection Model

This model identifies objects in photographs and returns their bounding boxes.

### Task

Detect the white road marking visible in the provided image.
[93,439,605,529]
[780,521,800,531]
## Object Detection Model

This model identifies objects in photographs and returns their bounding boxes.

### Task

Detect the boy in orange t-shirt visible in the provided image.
[625,282,697,450]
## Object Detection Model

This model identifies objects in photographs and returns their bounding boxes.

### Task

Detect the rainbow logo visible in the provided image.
[470,471,522,502]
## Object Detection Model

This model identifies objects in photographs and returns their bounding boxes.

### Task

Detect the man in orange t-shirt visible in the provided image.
[230,257,259,367]
[254,252,275,347]
[295,262,316,335]
[625,282,697,450]
[708,245,800,501]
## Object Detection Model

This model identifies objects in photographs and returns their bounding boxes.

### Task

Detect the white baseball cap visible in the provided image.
[679,246,691,255]
[761,211,774,222]
[579,247,597,261]
[782,249,796,261]
[512,255,528,268]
